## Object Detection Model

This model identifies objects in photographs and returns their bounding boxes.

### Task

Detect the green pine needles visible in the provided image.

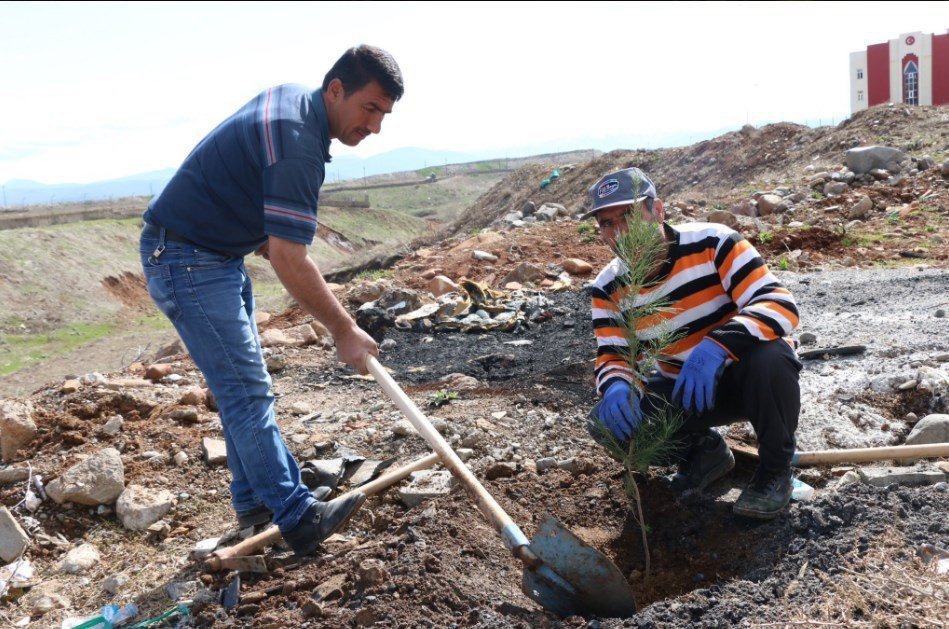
[594,206,685,580]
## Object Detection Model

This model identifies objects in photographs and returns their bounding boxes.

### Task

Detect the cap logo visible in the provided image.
[597,179,619,199]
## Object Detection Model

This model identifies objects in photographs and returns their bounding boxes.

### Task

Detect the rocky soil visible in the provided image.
[1,104,948,627]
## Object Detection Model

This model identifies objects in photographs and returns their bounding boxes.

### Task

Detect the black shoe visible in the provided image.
[236,504,273,529]
[282,493,366,557]
[669,431,735,492]
[734,465,793,520]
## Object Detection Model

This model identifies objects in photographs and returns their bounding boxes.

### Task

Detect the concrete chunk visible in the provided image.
[0,506,29,562]
[53,448,125,506]
[202,438,227,466]
[116,484,175,531]
[398,470,454,508]
[860,466,947,488]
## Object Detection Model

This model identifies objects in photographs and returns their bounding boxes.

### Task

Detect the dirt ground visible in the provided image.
[3,105,948,627]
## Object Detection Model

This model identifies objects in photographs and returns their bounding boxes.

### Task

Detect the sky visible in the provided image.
[1,1,945,185]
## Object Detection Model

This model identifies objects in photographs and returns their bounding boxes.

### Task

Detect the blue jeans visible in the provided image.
[140,224,314,532]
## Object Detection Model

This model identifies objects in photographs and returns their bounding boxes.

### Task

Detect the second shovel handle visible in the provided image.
[366,356,517,538]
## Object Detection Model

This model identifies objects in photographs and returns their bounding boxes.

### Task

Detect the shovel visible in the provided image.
[366,356,636,618]
[205,452,441,573]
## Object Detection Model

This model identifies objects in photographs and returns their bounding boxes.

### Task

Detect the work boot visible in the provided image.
[669,430,735,492]
[236,504,273,529]
[282,492,366,557]
[235,488,333,530]
[733,465,793,520]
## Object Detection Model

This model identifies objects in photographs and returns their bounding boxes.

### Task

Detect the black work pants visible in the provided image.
[588,339,802,471]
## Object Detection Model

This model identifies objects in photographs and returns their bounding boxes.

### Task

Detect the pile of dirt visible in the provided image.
[445,104,948,236]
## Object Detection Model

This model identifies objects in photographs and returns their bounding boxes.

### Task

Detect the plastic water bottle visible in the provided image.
[791,477,815,501]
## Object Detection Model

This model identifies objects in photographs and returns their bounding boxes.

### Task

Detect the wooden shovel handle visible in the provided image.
[366,356,517,538]
[793,443,949,466]
[206,451,441,570]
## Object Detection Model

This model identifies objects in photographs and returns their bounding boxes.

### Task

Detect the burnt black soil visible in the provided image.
[381,289,595,403]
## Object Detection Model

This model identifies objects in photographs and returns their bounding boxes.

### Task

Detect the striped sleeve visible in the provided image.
[262,158,323,245]
[591,261,642,396]
[707,231,800,358]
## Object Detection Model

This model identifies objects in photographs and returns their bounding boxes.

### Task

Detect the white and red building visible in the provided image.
[850,31,949,113]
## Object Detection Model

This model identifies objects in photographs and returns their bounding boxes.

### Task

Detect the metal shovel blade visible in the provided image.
[521,516,636,618]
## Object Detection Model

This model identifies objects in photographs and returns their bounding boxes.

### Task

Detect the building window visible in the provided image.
[857,69,863,79]
[857,90,864,101]
[903,61,919,105]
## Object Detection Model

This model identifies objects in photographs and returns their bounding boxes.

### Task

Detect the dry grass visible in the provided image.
[755,527,949,628]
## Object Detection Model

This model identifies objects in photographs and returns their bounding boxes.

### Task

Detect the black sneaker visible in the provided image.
[669,431,735,492]
[236,504,273,529]
[733,465,793,520]
[281,492,366,557]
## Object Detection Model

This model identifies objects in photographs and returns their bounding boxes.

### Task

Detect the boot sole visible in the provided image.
[733,493,791,520]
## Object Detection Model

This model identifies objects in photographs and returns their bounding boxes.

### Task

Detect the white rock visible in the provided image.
[116,485,175,531]
[103,573,129,595]
[398,470,454,508]
[173,451,188,466]
[191,537,221,559]
[0,506,29,562]
[202,438,227,466]
[60,543,100,574]
[101,416,123,436]
[905,414,949,445]
[391,420,417,438]
[49,449,125,505]
[472,250,498,262]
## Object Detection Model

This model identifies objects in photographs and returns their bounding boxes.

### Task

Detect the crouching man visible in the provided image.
[585,167,803,519]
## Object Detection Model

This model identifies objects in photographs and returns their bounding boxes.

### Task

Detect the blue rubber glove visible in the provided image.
[672,339,729,414]
[598,381,643,441]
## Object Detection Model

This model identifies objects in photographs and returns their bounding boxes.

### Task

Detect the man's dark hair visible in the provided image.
[322,45,404,101]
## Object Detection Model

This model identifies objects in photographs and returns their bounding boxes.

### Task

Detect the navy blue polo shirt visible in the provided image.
[144,84,331,256]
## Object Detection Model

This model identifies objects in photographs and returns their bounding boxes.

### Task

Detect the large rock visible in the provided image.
[427,275,460,297]
[823,181,849,196]
[861,466,946,488]
[706,210,739,229]
[260,324,318,347]
[398,470,454,508]
[501,262,545,286]
[60,543,100,574]
[202,438,227,466]
[377,288,423,315]
[846,146,907,175]
[0,505,29,562]
[116,485,175,531]
[562,259,593,275]
[347,281,388,305]
[1,399,36,462]
[756,194,787,216]
[439,373,481,390]
[848,195,873,220]
[47,448,125,506]
[905,414,949,445]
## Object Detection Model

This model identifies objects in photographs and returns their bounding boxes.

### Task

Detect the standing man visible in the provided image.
[586,168,803,519]
[140,46,403,556]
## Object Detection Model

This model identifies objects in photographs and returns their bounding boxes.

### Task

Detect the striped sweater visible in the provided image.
[591,222,800,395]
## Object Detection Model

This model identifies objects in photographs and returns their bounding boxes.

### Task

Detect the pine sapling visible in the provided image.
[593,207,685,581]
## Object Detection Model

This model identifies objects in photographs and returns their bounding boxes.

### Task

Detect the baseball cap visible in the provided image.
[582,167,657,220]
